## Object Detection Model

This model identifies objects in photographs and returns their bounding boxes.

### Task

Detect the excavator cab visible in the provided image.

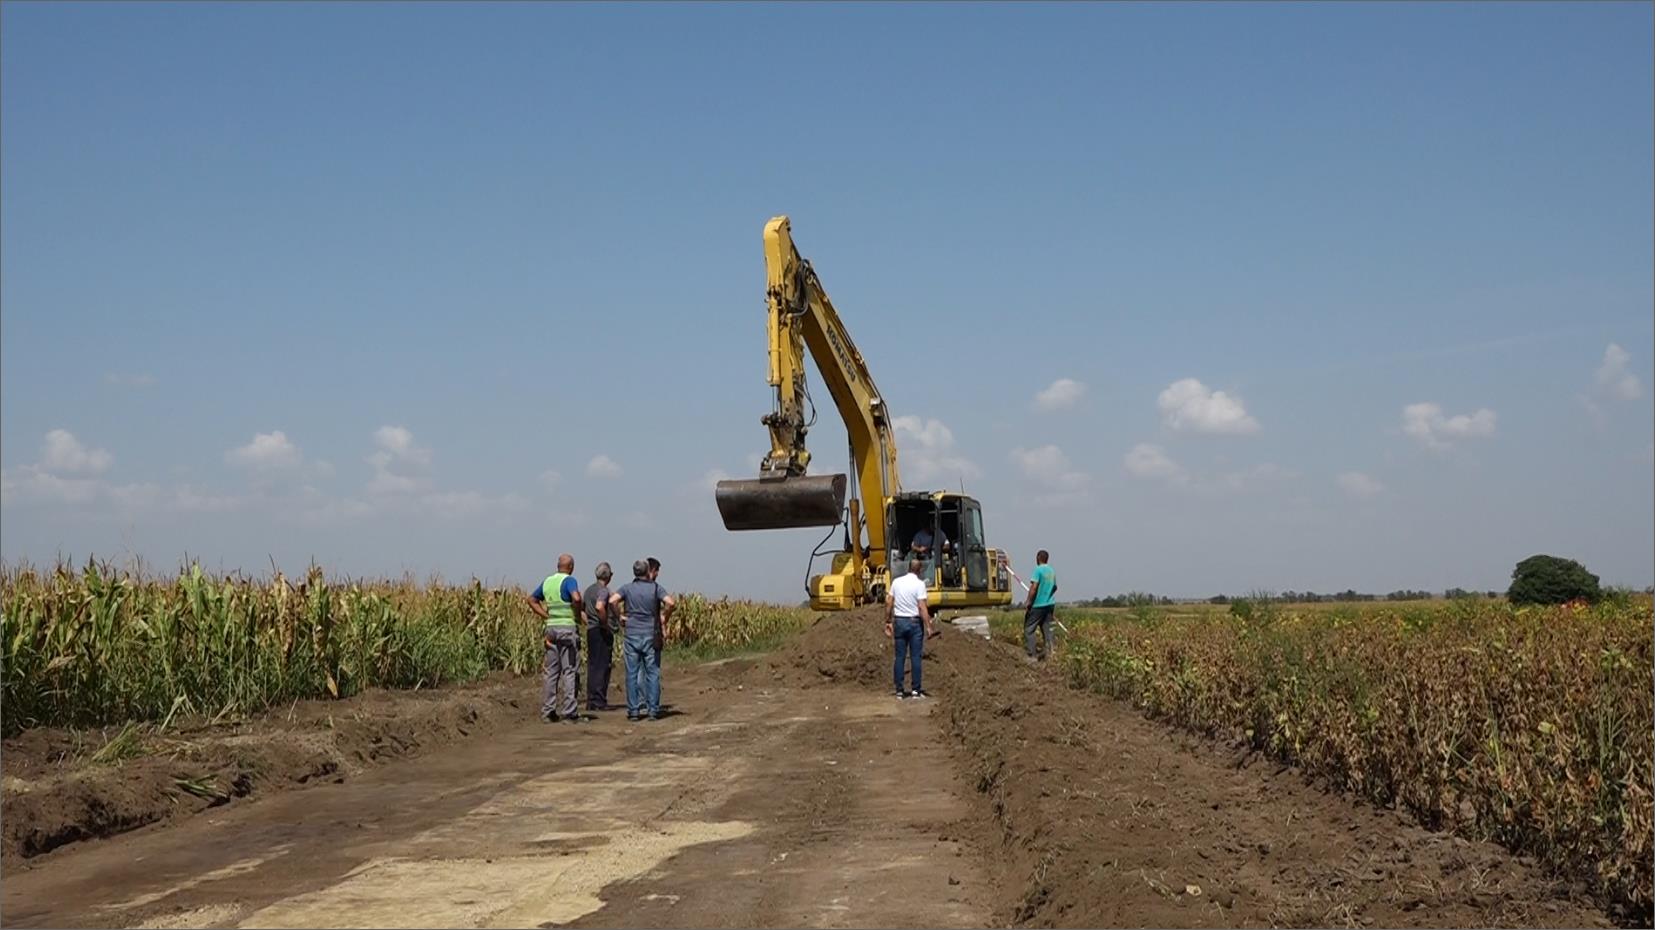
[889,493,992,595]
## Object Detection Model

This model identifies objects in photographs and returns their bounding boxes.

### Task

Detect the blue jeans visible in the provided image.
[623,633,661,717]
[892,617,923,693]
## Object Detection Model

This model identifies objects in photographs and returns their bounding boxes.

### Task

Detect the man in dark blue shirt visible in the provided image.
[911,525,947,559]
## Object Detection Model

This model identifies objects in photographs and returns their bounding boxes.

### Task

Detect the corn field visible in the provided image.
[1055,597,1654,918]
[0,562,814,737]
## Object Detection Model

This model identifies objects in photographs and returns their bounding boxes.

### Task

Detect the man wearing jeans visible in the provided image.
[527,553,585,723]
[609,559,675,721]
[1024,549,1058,662]
[886,558,932,699]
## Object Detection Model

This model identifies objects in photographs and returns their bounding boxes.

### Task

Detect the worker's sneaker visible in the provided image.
[911,690,931,700]
[894,690,909,700]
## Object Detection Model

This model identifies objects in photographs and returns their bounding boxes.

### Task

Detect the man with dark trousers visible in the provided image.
[1023,549,1059,662]
[583,561,618,711]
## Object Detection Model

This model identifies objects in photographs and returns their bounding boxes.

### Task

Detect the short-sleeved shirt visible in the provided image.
[583,583,613,629]
[532,575,580,604]
[1030,564,1057,608]
[614,579,667,638]
[890,573,928,618]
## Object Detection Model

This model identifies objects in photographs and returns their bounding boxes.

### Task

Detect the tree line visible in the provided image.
[1063,556,1648,609]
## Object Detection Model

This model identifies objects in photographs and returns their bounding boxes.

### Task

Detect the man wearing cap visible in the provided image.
[609,558,676,721]
[528,553,586,723]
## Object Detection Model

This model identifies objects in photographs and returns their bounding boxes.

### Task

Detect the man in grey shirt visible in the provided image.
[583,562,618,712]
[608,558,676,721]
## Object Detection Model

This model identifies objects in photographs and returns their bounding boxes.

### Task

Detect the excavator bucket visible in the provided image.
[715,474,847,531]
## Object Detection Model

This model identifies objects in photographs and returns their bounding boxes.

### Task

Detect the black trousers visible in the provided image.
[587,624,615,708]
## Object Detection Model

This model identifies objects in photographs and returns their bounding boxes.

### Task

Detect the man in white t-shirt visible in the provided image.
[885,559,934,699]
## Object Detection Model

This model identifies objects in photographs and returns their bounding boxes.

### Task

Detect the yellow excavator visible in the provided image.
[715,215,1015,612]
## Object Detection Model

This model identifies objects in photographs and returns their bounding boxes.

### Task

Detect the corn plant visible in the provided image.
[1059,597,1653,917]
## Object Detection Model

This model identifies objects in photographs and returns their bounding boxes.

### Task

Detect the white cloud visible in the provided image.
[540,469,562,491]
[1578,394,1608,430]
[2,430,119,506]
[105,482,163,510]
[1215,462,1299,492]
[1034,378,1086,412]
[586,454,623,479]
[287,496,375,527]
[701,468,732,491]
[42,429,113,475]
[367,425,432,495]
[1595,343,1643,401]
[1337,471,1385,498]
[1157,378,1260,435]
[1,466,102,504]
[893,416,980,483]
[103,372,157,389]
[366,470,421,496]
[171,486,244,513]
[226,431,302,470]
[420,491,527,519]
[1249,463,1296,480]
[372,426,433,468]
[1402,402,1496,450]
[1123,443,1187,483]
[2,443,243,513]
[1011,444,1091,506]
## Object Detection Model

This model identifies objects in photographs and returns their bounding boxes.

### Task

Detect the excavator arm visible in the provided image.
[715,216,900,562]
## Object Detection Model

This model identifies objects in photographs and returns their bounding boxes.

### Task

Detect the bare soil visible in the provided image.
[0,612,1623,928]
[2,673,528,866]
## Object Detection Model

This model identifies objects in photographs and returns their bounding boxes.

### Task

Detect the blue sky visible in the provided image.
[3,2,1651,601]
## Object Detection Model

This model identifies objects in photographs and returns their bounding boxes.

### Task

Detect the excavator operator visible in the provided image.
[910,525,947,560]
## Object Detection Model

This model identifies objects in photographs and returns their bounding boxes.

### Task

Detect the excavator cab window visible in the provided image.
[962,500,989,591]
[936,498,964,589]
[889,498,938,580]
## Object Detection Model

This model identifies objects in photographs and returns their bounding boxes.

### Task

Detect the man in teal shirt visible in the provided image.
[1023,549,1058,662]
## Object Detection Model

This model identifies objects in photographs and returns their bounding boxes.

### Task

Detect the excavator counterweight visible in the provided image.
[715,474,847,531]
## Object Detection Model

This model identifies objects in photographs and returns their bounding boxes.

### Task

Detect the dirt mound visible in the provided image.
[2,673,531,866]
[756,608,899,689]
[927,632,1614,928]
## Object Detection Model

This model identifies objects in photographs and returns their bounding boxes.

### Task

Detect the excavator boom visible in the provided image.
[715,216,898,542]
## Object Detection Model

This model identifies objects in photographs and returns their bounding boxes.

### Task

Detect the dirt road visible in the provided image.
[1,613,1616,928]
